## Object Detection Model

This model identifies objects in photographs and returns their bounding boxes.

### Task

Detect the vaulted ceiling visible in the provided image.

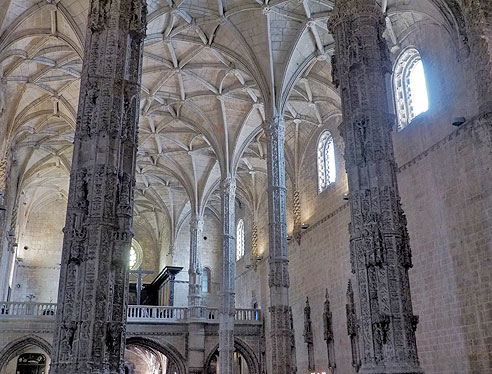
[0,0,464,257]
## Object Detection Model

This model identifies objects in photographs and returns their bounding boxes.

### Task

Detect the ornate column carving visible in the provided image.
[264,117,294,373]
[188,215,204,317]
[219,176,236,374]
[329,1,423,373]
[293,188,302,244]
[463,0,491,112]
[0,156,7,193]
[50,0,146,372]
[251,222,259,270]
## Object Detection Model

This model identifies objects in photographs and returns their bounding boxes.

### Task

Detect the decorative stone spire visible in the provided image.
[188,215,204,317]
[329,1,423,372]
[346,280,360,372]
[323,289,336,371]
[50,0,147,372]
[264,116,294,373]
[303,297,315,371]
[219,176,236,374]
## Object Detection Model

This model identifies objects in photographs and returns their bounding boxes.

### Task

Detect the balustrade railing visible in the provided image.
[127,305,188,321]
[0,302,261,323]
[235,308,261,321]
[0,302,57,317]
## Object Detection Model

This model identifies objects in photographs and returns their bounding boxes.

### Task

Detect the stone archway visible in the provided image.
[205,338,259,374]
[126,337,186,374]
[0,335,52,372]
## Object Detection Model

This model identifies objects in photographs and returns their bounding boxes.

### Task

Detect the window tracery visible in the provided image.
[317,131,336,193]
[236,219,245,261]
[393,48,429,130]
[129,239,143,270]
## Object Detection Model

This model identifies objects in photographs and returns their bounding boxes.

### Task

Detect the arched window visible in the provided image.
[129,239,143,270]
[317,131,336,193]
[16,353,46,374]
[393,48,429,130]
[236,219,245,261]
[202,267,211,293]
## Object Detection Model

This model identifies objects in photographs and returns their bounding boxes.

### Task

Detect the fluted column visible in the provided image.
[328,2,423,373]
[188,215,204,317]
[219,176,236,373]
[50,0,146,372]
[264,117,293,373]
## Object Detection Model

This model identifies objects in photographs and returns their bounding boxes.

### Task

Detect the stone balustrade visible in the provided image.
[0,302,57,317]
[0,302,261,324]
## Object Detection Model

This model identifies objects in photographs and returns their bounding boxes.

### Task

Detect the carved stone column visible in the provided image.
[328,1,423,373]
[219,176,236,374]
[50,0,146,372]
[463,0,491,112]
[264,117,293,373]
[188,215,204,318]
[0,155,7,193]
[292,188,302,244]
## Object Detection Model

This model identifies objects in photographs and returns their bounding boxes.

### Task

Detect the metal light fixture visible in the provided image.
[452,117,466,127]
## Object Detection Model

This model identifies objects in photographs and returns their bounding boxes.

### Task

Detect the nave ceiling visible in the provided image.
[0,0,465,258]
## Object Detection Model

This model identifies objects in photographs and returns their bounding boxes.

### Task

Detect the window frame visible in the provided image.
[317,130,336,194]
[202,267,211,293]
[393,47,428,130]
[129,238,143,270]
[236,219,245,261]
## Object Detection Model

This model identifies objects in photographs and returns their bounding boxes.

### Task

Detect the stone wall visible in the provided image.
[10,197,66,303]
[171,210,223,307]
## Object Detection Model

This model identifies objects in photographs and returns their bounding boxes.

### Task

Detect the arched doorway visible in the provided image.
[16,353,47,374]
[0,336,52,374]
[125,337,186,374]
[205,339,259,374]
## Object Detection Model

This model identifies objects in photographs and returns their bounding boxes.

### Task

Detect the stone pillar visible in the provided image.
[50,0,146,372]
[328,1,423,373]
[188,215,204,318]
[264,117,293,373]
[0,155,7,193]
[463,0,491,112]
[292,188,301,244]
[219,176,236,374]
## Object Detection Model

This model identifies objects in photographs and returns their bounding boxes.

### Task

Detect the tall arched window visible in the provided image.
[129,239,143,270]
[202,267,211,293]
[317,131,336,193]
[236,219,245,261]
[393,48,429,130]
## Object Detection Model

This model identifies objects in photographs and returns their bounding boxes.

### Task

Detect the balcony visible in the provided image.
[0,302,262,324]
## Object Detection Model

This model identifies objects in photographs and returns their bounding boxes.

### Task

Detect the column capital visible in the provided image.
[220,176,236,194]
[190,216,204,231]
[262,117,284,137]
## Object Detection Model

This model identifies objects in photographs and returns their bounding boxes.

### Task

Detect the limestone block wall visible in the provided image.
[10,197,66,303]
[171,211,223,307]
